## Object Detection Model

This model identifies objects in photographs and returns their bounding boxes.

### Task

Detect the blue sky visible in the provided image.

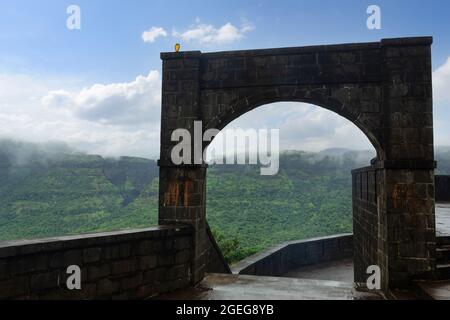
[0,0,449,158]
[2,0,450,79]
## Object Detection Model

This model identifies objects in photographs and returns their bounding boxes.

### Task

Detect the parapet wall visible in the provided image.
[0,226,193,300]
[232,234,353,277]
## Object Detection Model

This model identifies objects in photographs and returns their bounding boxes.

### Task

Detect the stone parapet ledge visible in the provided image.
[0,226,194,300]
[160,37,433,61]
[231,234,353,277]
[0,226,192,258]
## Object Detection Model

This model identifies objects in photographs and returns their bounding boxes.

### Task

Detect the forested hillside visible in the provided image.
[206,150,373,262]
[1,139,449,263]
[0,140,159,240]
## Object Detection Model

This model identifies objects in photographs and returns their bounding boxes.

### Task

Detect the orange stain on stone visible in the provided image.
[184,180,193,207]
[163,180,194,207]
[392,185,399,209]
[164,182,180,206]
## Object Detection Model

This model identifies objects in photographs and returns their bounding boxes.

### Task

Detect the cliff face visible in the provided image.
[103,157,158,206]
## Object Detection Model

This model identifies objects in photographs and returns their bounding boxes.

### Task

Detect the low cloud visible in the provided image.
[42,71,161,126]
[433,56,450,104]
[142,27,168,43]
[0,72,162,158]
[432,56,450,146]
[1,55,450,160]
[173,20,255,46]
[211,102,374,153]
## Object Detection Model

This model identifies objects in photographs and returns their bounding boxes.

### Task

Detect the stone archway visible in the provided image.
[157,37,436,291]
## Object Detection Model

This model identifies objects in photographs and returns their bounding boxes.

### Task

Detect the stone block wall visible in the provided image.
[353,162,436,288]
[383,166,436,288]
[352,166,380,283]
[232,234,353,277]
[380,38,436,289]
[198,45,385,146]
[0,226,193,300]
[158,165,208,285]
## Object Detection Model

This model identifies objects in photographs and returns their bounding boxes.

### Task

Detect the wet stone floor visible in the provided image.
[156,271,382,300]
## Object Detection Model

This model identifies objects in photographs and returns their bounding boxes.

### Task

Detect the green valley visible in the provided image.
[1,139,449,264]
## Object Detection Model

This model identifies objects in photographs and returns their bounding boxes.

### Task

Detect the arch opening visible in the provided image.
[205,101,377,281]
[204,94,384,162]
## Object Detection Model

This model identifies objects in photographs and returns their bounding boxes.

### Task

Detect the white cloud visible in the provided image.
[432,57,450,147]
[0,72,162,158]
[216,102,374,153]
[2,56,450,160]
[42,71,161,126]
[142,27,168,43]
[173,21,255,46]
[433,56,450,104]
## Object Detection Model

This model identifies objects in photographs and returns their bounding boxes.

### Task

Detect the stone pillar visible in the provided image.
[379,37,436,289]
[158,51,208,285]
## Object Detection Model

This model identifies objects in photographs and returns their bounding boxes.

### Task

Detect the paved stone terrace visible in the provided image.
[416,281,450,300]
[283,258,354,283]
[155,273,382,300]
[436,203,450,237]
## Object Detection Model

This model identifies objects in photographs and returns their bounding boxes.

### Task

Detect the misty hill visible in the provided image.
[1,139,449,263]
[0,140,159,240]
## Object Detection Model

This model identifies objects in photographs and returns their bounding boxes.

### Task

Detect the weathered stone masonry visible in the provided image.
[158,37,436,291]
[352,165,381,284]
[0,227,192,299]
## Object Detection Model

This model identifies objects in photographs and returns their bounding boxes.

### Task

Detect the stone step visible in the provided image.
[435,263,450,280]
[437,236,450,246]
[414,280,450,300]
[436,246,450,264]
[389,288,428,300]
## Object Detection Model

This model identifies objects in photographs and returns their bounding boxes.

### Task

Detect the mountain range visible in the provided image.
[1,139,449,263]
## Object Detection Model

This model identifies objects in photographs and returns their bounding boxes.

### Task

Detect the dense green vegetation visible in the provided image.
[1,140,449,264]
[0,140,159,240]
[206,151,367,262]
